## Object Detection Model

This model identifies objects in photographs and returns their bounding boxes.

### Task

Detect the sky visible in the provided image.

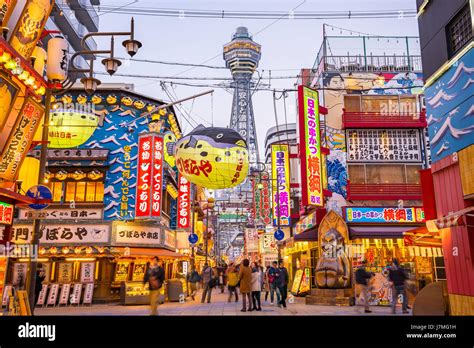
[95,0,420,157]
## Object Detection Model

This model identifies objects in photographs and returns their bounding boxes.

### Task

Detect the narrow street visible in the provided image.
[35,290,411,316]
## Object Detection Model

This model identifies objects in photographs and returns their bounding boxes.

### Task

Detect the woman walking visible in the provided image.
[238,259,252,312]
[251,261,263,311]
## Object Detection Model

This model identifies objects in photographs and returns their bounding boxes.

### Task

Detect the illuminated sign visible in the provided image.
[295,212,317,235]
[345,207,425,224]
[48,111,99,148]
[9,0,54,59]
[0,0,17,25]
[0,201,13,225]
[177,175,191,229]
[135,133,164,219]
[298,85,323,206]
[0,98,43,181]
[271,144,290,227]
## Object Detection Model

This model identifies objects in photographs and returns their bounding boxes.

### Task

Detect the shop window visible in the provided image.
[75,182,86,202]
[344,95,361,112]
[348,165,366,184]
[48,182,63,202]
[366,165,404,184]
[95,182,104,201]
[406,165,422,184]
[65,182,75,202]
[399,96,417,115]
[433,257,446,281]
[361,96,399,113]
[86,182,96,201]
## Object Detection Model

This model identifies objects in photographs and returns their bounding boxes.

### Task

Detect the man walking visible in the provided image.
[144,257,165,315]
[388,259,409,314]
[267,261,280,305]
[200,263,217,303]
[274,261,289,308]
[355,260,374,313]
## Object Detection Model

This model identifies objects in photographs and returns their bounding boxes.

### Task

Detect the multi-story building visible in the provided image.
[264,123,297,164]
[292,30,446,307]
[9,84,192,305]
[417,0,474,315]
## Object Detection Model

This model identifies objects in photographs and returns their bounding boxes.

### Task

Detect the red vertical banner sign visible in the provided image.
[151,135,164,218]
[177,175,191,229]
[135,135,153,218]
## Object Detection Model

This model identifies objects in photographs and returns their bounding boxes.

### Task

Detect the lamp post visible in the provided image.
[26,19,143,314]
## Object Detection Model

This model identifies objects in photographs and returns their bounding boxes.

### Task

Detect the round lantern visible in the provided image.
[31,45,47,76]
[46,36,69,82]
[174,125,249,189]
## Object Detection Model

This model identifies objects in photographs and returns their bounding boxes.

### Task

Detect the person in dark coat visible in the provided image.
[355,260,374,313]
[274,261,289,308]
[388,259,409,314]
[34,263,46,306]
[143,257,165,315]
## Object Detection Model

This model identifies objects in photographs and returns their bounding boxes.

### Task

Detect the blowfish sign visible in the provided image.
[135,133,164,219]
[298,85,323,207]
[271,144,290,227]
[177,175,191,229]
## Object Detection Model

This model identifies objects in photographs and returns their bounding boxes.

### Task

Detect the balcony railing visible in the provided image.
[347,183,423,200]
[322,54,422,73]
[76,0,99,32]
[342,109,427,128]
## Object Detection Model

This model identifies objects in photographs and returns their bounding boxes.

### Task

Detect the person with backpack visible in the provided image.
[143,257,165,315]
[388,259,409,314]
[200,263,217,304]
[226,262,239,303]
[187,267,201,301]
[355,260,374,313]
[267,261,281,305]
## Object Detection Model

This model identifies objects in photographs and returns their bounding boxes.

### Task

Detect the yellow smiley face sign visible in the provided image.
[174,126,249,189]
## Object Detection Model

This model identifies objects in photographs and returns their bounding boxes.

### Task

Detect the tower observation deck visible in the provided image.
[223,26,261,164]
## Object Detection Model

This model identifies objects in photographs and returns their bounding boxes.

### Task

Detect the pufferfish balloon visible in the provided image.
[173,125,249,189]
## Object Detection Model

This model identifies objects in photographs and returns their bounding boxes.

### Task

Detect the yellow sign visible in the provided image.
[271,144,290,226]
[0,98,44,181]
[114,261,130,282]
[48,111,99,148]
[291,269,303,294]
[132,261,147,281]
[0,0,17,26]
[9,0,54,59]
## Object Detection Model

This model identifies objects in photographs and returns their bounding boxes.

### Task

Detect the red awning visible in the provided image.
[403,226,442,247]
[434,207,474,229]
[294,227,318,241]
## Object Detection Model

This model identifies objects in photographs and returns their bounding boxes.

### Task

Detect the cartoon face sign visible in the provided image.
[174,125,249,189]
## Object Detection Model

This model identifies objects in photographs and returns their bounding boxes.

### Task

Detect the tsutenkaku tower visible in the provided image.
[223,27,261,164]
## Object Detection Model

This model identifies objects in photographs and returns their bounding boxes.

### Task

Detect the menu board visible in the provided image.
[291,269,303,295]
[132,261,147,282]
[57,263,73,283]
[47,284,59,306]
[12,263,27,287]
[70,284,82,305]
[299,268,311,293]
[114,261,130,282]
[415,256,432,275]
[59,283,71,305]
[36,284,48,306]
[80,262,95,283]
[83,283,94,304]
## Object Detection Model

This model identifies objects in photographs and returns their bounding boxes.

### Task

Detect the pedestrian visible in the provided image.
[200,263,217,303]
[187,266,201,301]
[226,262,239,303]
[388,259,409,314]
[34,263,46,306]
[263,265,271,302]
[354,260,374,313]
[274,260,289,308]
[238,259,252,312]
[143,257,165,315]
[267,261,280,306]
[251,262,263,311]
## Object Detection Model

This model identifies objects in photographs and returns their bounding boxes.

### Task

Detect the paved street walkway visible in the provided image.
[35,290,412,316]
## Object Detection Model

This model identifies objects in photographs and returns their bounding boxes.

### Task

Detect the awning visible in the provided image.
[403,226,442,247]
[434,207,474,229]
[115,247,187,259]
[294,227,318,241]
[349,225,422,239]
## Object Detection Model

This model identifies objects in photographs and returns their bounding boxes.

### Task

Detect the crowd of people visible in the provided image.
[187,259,289,312]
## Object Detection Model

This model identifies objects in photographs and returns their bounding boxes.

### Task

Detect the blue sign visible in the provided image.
[26,185,52,210]
[188,233,198,244]
[426,49,474,162]
[274,229,284,241]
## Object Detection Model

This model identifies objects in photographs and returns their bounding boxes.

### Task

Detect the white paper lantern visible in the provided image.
[31,46,47,76]
[47,36,69,82]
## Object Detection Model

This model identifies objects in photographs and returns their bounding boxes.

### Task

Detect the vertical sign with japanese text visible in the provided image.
[177,175,191,229]
[298,85,323,207]
[135,135,153,218]
[151,134,164,218]
[271,144,290,226]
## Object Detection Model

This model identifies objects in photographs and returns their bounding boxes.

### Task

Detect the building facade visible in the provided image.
[417,0,474,315]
